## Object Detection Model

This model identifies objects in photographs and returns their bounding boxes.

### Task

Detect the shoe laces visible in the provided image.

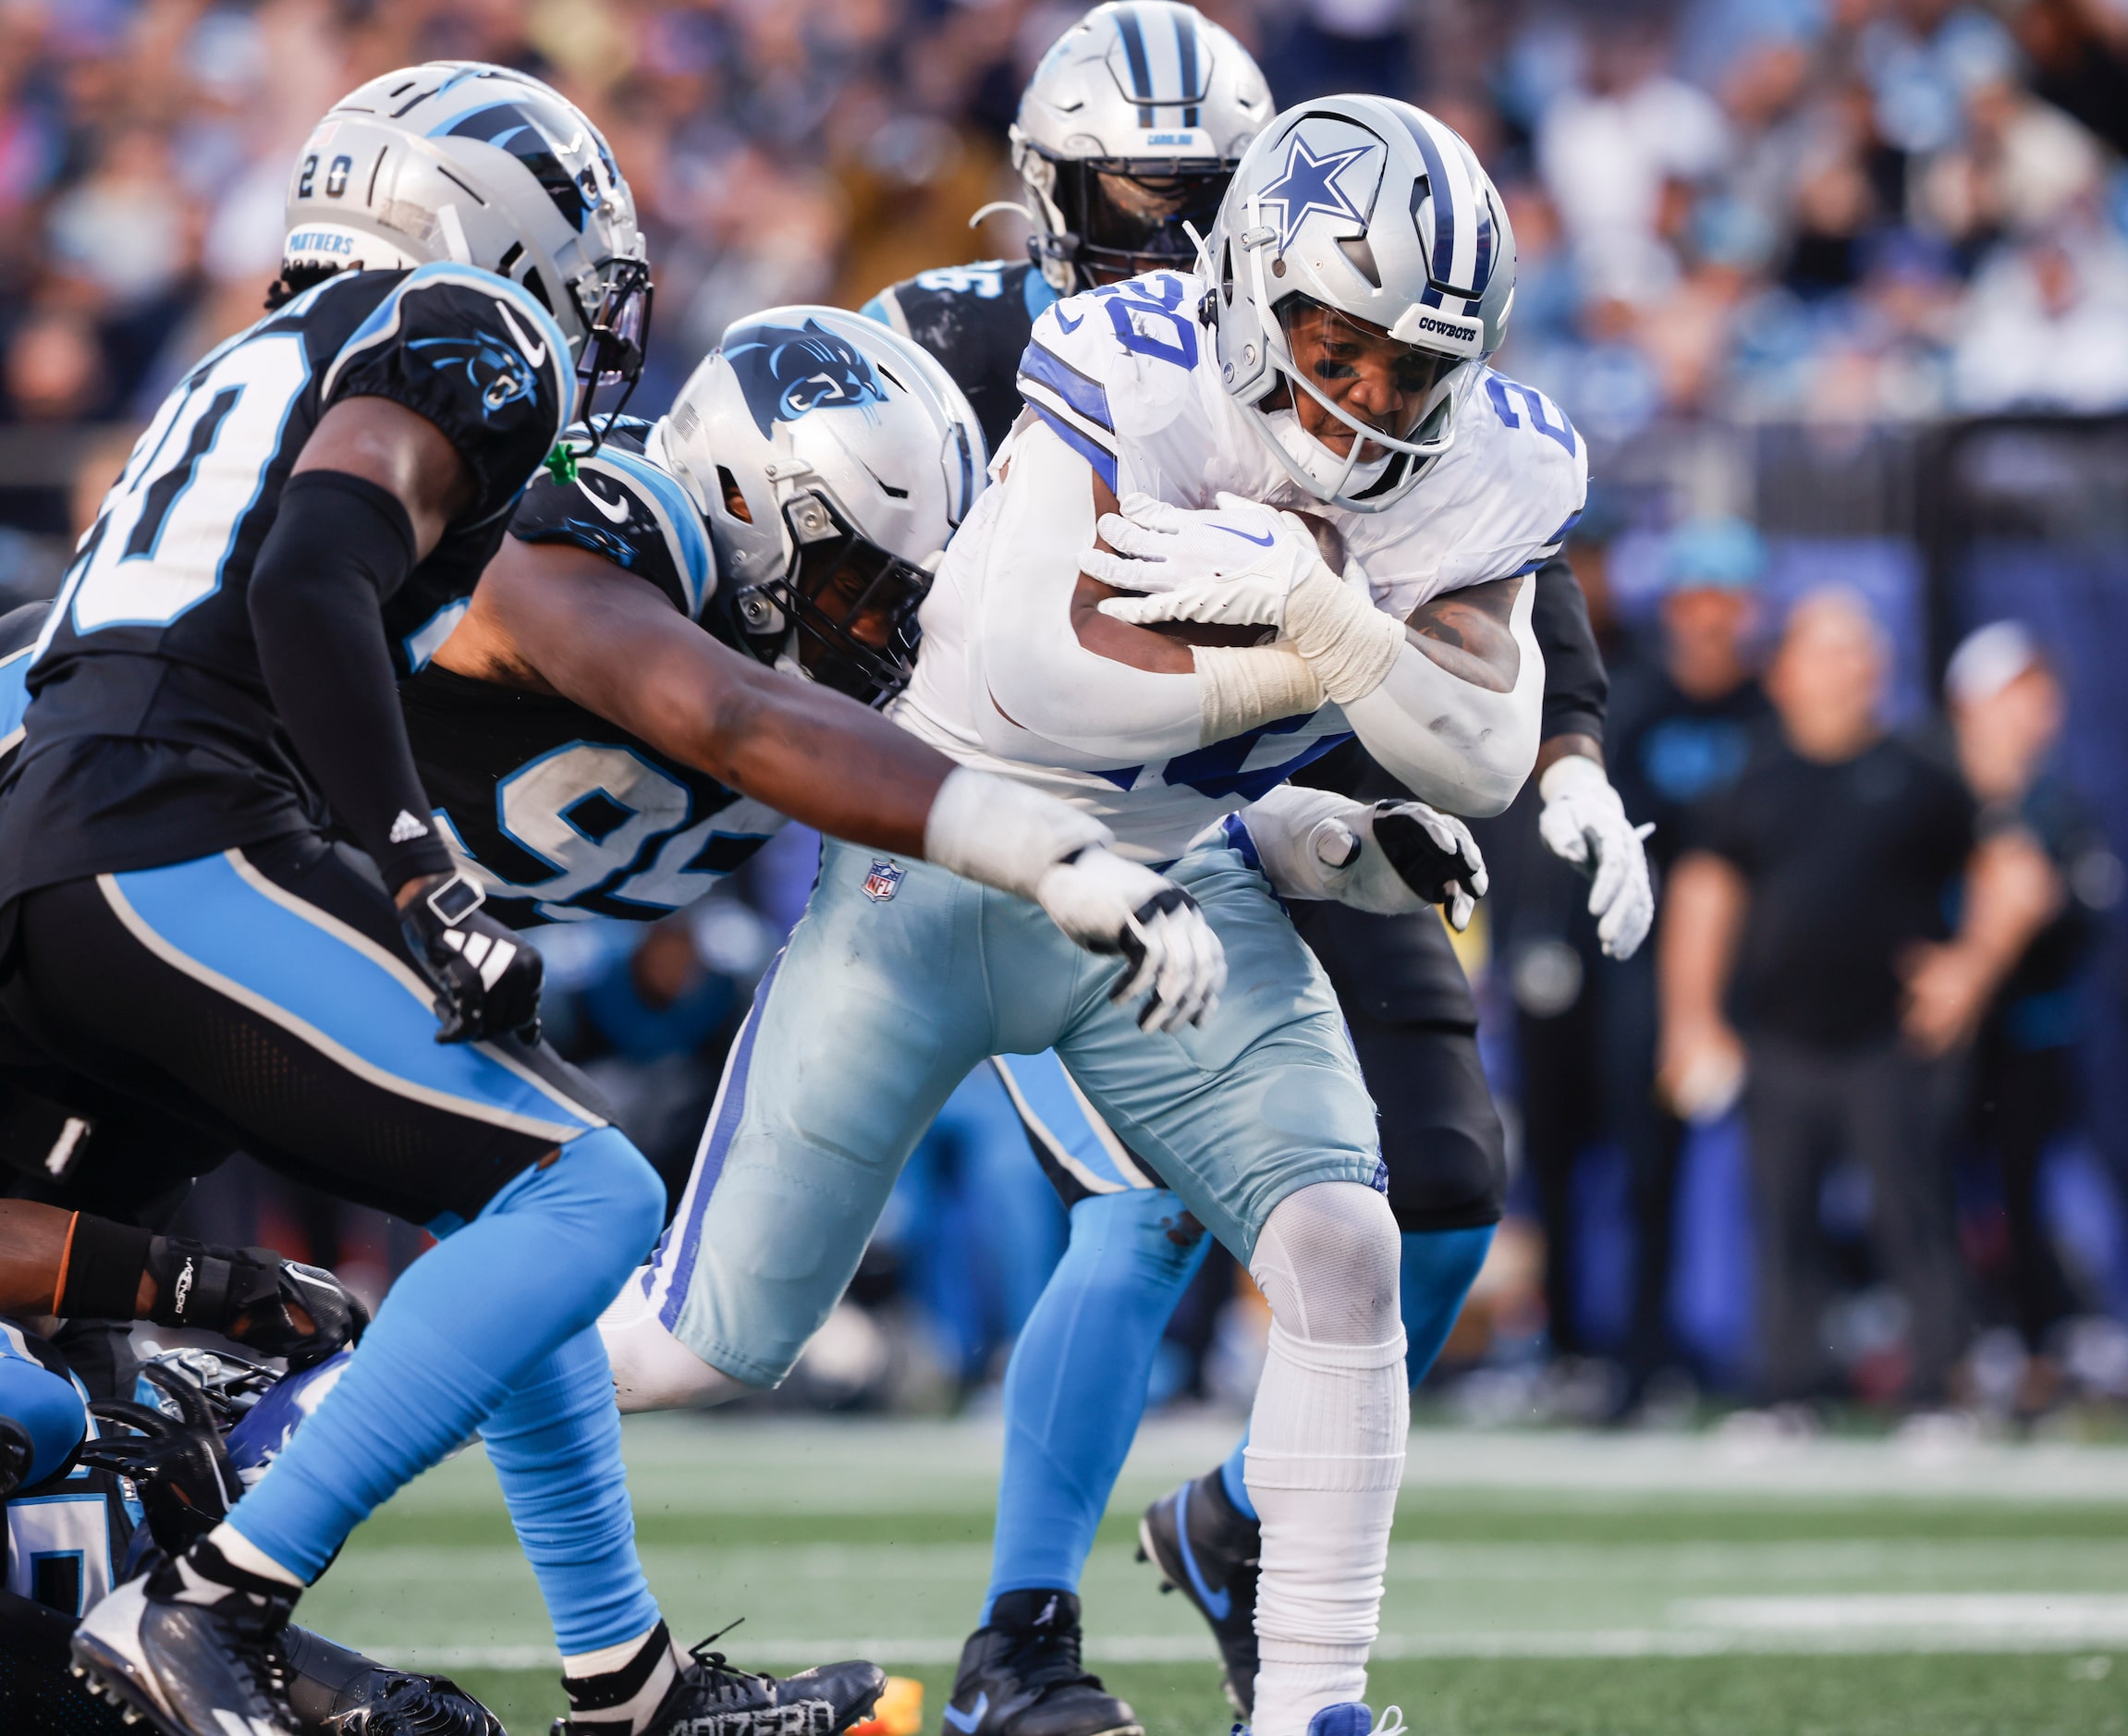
[686,1620,775,1706]
[1004,1622,1103,1696]
[1368,1709,1405,1736]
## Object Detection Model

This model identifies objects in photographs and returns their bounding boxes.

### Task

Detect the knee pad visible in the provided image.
[596,1279,761,1413]
[1251,1181,1401,1347]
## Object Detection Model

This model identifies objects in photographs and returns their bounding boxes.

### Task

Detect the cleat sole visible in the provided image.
[69,1642,187,1736]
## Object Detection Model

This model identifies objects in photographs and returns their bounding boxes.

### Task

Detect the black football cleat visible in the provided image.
[941,1590,1140,1736]
[1136,1471,1260,1717]
[282,1623,504,1734]
[553,1631,886,1736]
[70,1547,300,1736]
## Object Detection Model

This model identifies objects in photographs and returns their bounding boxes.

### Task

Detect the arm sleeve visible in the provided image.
[1335,576,1547,818]
[1530,554,1608,747]
[248,470,453,889]
[320,265,573,526]
[972,419,1210,767]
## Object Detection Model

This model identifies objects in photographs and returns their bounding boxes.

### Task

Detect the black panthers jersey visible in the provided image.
[0,264,573,910]
[399,419,787,927]
[862,260,1061,455]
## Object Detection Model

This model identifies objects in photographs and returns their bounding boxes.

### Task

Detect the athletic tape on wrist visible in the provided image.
[923,766,1113,900]
[1192,643,1326,743]
[1282,569,1404,703]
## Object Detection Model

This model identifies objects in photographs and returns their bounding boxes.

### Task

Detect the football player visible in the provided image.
[0,61,887,1736]
[600,92,1613,1736]
[864,8,1653,1725]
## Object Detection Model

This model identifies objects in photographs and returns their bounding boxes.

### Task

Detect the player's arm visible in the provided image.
[0,1199,364,1364]
[438,536,1226,1031]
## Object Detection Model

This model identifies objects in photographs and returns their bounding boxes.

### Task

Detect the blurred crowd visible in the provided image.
[3,0,2127,1426]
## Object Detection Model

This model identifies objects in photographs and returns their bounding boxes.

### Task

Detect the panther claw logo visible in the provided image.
[727,318,889,435]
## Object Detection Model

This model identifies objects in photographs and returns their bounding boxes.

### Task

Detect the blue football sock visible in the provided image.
[1217,1224,1496,1522]
[1398,1224,1495,1385]
[983,1188,1207,1622]
[481,1322,661,1653]
[227,1127,665,1643]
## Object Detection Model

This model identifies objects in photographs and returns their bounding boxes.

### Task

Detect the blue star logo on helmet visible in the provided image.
[1257,133,1374,252]
[726,319,889,436]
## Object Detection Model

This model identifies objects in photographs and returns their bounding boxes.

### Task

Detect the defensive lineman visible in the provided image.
[602,92,1595,1736]
[0,64,883,1736]
[866,9,1653,1724]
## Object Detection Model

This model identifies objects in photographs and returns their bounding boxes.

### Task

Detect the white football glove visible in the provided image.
[1536,754,1655,960]
[1085,491,1328,630]
[1230,786,1486,927]
[1034,847,1227,1032]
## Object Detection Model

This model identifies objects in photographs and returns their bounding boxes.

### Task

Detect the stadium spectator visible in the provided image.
[1607,518,1774,1404]
[1940,622,2103,1406]
[1657,588,1979,1409]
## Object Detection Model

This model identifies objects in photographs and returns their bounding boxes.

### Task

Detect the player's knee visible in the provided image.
[1253,1180,1400,1347]
[596,1285,761,1413]
[0,1356,88,1488]
[557,1127,667,1270]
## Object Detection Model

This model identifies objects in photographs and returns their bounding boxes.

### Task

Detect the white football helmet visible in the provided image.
[1205,95,1516,512]
[1010,2,1272,294]
[657,306,985,707]
[280,61,651,417]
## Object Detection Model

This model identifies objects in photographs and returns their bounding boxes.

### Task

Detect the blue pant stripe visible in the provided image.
[654,947,782,1330]
[104,852,595,1143]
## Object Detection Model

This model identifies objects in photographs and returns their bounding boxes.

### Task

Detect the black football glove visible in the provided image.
[79,1363,242,1555]
[282,1626,507,1736]
[146,1236,370,1369]
[398,870,544,1045]
[1370,800,1488,931]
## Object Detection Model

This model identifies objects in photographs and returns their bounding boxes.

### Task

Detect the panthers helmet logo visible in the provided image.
[726,319,888,435]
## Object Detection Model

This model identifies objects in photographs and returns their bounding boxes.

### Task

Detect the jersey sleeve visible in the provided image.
[1430,372,1589,591]
[319,262,575,527]
[507,429,714,619]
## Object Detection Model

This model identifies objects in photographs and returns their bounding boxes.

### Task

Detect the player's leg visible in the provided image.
[601,838,1001,1407]
[0,839,737,1736]
[1053,839,1400,1736]
[1138,1002,1503,1713]
[943,1055,1207,1736]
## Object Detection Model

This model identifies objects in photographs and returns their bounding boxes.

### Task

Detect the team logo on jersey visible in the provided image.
[727,319,888,435]
[862,858,906,903]
[410,333,534,415]
[1257,133,1374,251]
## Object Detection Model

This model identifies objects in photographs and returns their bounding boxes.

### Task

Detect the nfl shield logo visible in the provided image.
[862,859,905,903]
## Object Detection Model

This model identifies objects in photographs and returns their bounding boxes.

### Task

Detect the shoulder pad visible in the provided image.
[1449,372,1588,580]
[321,263,576,524]
[1017,271,1206,493]
[510,441,713,619]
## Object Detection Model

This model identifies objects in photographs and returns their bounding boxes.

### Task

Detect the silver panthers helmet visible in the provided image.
[1206,95,1516,512]
[657,306,985,708]
[281,62,651,420]
[1010,2,1272,295]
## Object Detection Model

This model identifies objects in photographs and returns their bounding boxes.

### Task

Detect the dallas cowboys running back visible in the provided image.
[0,61,885,1736]
[596,92,1615,1736]
[865,13,1654,1728]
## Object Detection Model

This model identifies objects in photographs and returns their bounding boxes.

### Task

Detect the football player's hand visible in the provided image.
[1229,787,1485,926]
[1371,801,1488,931]
[1536,755,1655,960]
[1086,491,1328,629]
[398,871,544,1043]
[1034,847,1226,1031]
[146,1238,370,1370]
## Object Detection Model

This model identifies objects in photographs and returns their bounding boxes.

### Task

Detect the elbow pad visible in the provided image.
[1340,580,1545,817]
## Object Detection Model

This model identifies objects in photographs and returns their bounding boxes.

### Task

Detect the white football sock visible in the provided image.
[562,1620,686,1732]
[597,1280,758,1412]
[1243,1182,1407,1736]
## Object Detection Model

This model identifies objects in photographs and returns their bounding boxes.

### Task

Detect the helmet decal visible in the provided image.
[726,320,889,436]
[443,100,597,231]
[1258,133,1374,251]
[1109,4,1208,124]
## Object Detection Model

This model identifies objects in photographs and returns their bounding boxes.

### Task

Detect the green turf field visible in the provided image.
[301,1415,2128,1734]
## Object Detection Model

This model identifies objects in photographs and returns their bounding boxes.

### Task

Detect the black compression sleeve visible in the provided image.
[55,1213,153,1318]
[249,470,454,888]
[1531,554,1608,749]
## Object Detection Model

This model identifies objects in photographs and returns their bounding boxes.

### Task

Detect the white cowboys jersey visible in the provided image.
[895,266,1586,859]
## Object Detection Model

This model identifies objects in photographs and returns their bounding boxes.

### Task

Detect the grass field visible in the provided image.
[301,1415,2128,1735]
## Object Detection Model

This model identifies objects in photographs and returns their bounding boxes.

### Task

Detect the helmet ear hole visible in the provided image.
[716,467,754,524]
[520,268,553,313]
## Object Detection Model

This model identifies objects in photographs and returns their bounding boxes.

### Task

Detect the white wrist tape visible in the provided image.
[922,765,1113,900]
[1193,642,1327,745]
[1281,567,1405,703]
